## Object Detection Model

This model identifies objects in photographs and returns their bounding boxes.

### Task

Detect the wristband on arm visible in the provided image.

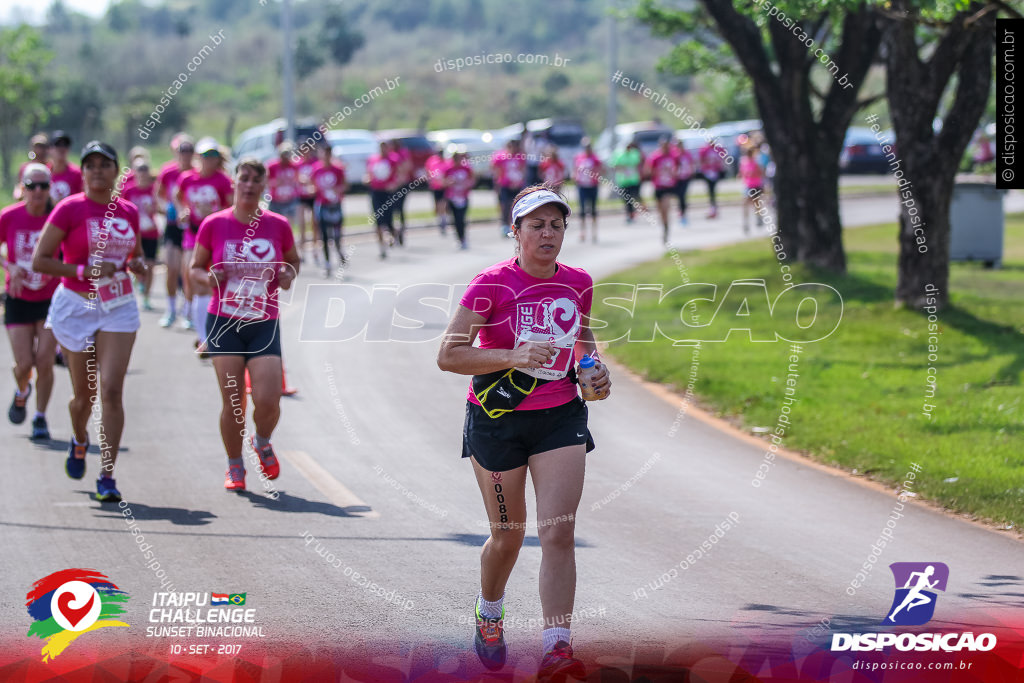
[76,264,86,281]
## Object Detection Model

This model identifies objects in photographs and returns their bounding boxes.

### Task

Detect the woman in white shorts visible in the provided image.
[32,141,146,503]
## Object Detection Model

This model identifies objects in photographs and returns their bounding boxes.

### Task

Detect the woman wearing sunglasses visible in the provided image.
[1,164,59,439]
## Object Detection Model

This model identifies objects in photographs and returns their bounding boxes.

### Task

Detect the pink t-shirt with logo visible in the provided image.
[196,208,296,321]
[122,183,160,239]
[157,161,189,204]
[460,257,594,410]
[492,152,527,189]
[540,158,565,185]
[444,162,474,206]
[311,161,346,204]
[573,153,602,188]
[674,148,696,180]
[47,194,140,295]
[178,170,233,227]
[425,155,450,190]
[700,145,726,177]
[49,164,83,203]
[0,203,58,302]
[297,159,317,199]
[739,156,764,189]
[366,153,399,191]
[266,159,302,203]
[647,151,678,189]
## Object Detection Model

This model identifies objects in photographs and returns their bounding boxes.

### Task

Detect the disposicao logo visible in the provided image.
[26,569,129,661]
[831,562,997,653]
[885,562,948,626]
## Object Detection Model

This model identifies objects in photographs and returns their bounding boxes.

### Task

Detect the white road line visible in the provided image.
[281,450,379,518]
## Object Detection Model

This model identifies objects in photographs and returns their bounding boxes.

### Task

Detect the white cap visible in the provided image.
[510,189,571,225]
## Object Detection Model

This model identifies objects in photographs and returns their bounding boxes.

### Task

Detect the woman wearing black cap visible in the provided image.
[48,131,83,203]
[438,184,611,679]
[31,141,147,503]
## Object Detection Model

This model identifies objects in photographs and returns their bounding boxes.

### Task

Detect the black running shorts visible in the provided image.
[164,222,183,248]
[462,397,595,472]
[4,296,51,327]
[205,313,282,358]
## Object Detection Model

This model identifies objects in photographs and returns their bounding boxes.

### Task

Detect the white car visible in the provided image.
[427,129,496,185]
[326,129,378,191]
[594,121,674,163]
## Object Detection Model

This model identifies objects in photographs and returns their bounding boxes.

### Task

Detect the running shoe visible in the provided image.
[680,214,689,226]
[8,386,30,424]
[159,311,177,328]
[473,602,506,671]
[95,476,122,503]
[65,438,88,479]
[538,641,585,681]
[30,415,50,440]
[251,437,280,479]
[142,299,155,311]
[224,464,246,491]
[181,318,195,331]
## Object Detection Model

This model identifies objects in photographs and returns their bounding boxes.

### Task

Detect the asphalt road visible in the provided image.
[1,191,1022,675]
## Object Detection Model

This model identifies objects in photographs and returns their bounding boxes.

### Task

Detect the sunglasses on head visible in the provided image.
[23,181,51,191]
[178,146,194,153]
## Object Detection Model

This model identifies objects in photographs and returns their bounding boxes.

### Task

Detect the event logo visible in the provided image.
[832,561,996,652]
[25,569,129,661]
[885,562,948,626]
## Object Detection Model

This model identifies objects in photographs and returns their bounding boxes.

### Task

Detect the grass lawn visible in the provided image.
[594,214,1024,530]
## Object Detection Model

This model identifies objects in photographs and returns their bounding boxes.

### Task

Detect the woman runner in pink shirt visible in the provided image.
[191,158,301,492]
[645,137,679,244]
[32,141,147,503]
[443,149,475,249]
[572,139,603,243]
[739,146,767,234]
[1,163,59,440]
[438,185,611,680]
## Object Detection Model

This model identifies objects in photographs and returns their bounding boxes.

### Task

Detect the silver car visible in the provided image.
[429,128,500,186]
[326,129,378,191]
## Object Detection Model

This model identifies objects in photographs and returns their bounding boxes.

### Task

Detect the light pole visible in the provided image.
[281,0,296,143]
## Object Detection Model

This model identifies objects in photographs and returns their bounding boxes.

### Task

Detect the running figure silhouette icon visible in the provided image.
[884,562,949,626]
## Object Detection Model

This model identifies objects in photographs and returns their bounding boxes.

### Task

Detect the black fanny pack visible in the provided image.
[472,366,576,419]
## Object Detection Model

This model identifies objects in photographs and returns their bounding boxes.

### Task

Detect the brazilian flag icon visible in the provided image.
[228,593,246,605]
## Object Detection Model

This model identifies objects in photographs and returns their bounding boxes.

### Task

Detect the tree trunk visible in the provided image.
[700,1,885,275]
[767,113,846,271]
[885,1,996,309]
[895,169,954,307]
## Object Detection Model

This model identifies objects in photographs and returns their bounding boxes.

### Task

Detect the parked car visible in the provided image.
[493,118,586,177]
[427,129,497,185]
[231,118,321,165]
[326,129,377,191]
[708,119,762,176]
[675,129,708,154]
[375,129,434,180]
[840,126,888,174]
[594,120,674,163]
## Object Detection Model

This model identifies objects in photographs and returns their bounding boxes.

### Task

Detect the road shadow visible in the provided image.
[237,489,375,518]
[91,500,216,526]
[31,438,126,454]
[735,603,880,635]
[441,533,594,549]
[955,574,1024,607]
